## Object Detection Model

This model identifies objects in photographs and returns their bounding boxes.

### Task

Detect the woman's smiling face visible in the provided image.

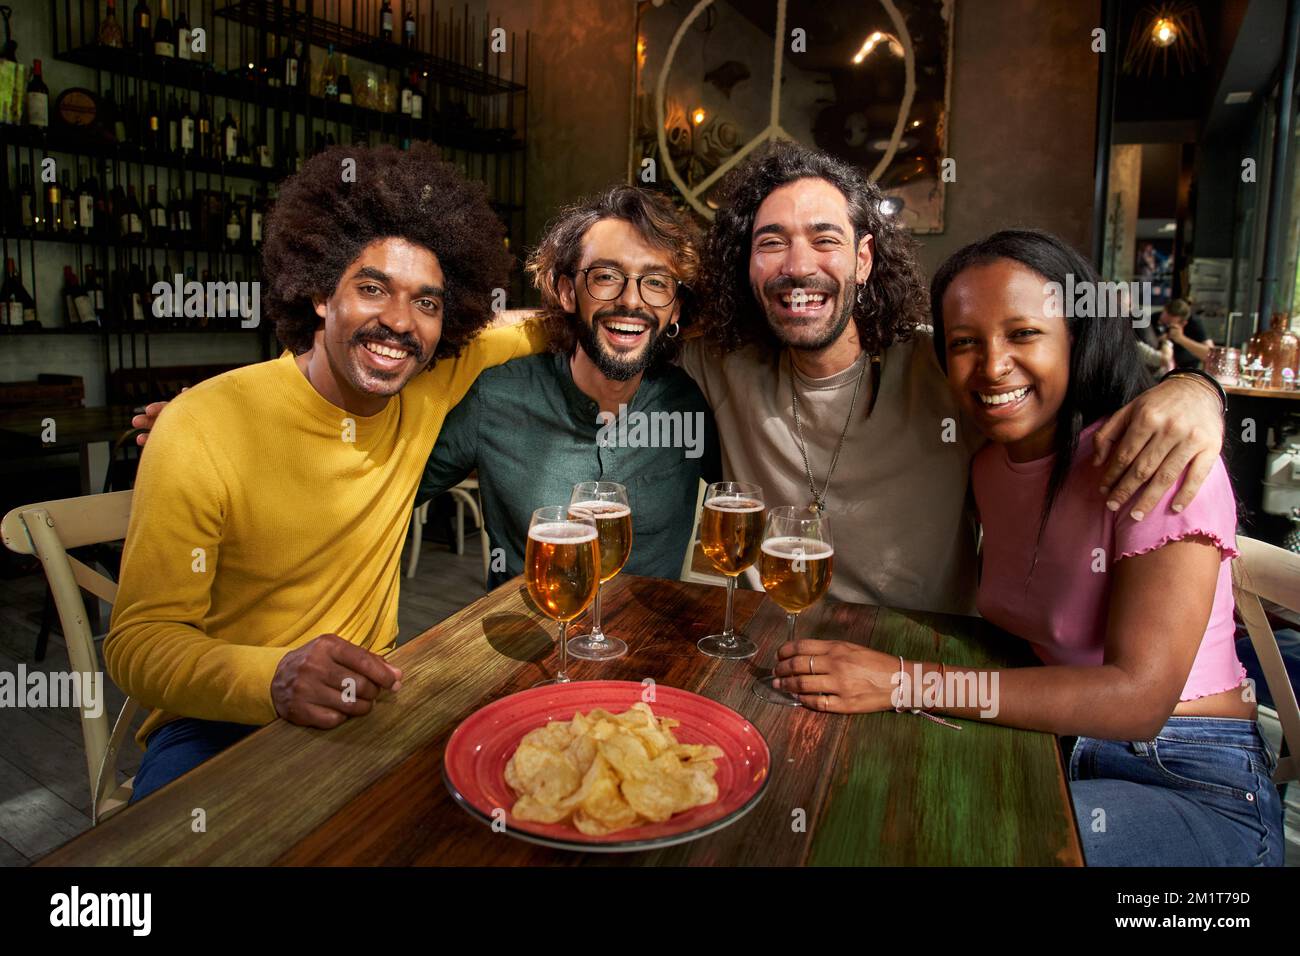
[942,258,1072,462]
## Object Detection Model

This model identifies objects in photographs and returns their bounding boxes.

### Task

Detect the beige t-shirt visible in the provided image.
[680,327,979,615]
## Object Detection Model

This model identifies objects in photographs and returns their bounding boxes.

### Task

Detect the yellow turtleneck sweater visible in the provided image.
[106,320,546,745]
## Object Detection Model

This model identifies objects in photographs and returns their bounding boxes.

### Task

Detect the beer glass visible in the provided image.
[752,506,833,706]
[697,481,765,659]
[567,481,633,660]
[524,505,600,685]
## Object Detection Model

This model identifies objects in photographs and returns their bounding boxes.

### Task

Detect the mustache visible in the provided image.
[350,325,426,360]
[593,305,658,325]
[763,276,839,297]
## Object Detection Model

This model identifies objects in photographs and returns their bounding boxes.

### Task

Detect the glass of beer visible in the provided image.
[567,481,633,660]
[697,481,766,659]
[752,506,833,706]
[524,505,600,685]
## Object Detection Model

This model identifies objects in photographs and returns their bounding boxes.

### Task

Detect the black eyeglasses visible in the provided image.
[575,266,683,307]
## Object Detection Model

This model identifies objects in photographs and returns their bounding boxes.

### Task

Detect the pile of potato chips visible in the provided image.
[505,703,725,836]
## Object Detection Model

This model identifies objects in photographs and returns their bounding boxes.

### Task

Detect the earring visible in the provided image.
[666,321,680,339]
[856,283,865,306]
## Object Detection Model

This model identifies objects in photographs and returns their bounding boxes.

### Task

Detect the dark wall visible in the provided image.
[915,0,1101,274]
[515,0,1101,285]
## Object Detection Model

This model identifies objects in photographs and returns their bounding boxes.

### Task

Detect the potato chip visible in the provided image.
[503,703,723,835]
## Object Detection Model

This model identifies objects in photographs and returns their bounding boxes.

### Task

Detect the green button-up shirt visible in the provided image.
[418,352,721,588]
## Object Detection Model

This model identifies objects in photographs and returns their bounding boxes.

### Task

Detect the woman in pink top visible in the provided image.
[770,230,1283,866]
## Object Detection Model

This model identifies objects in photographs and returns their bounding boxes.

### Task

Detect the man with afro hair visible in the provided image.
[106,144,544,801]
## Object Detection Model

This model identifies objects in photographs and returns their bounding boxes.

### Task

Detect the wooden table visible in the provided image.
[0,404,137,492]
[40,575,1084,866]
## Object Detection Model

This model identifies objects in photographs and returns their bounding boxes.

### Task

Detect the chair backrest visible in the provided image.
[1,490,137,816]
[1231,535,1300,784]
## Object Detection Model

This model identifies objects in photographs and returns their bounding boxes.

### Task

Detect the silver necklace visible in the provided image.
[790,352,869,514]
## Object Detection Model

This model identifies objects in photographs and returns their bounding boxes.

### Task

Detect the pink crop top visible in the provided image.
[972,418,1245,701]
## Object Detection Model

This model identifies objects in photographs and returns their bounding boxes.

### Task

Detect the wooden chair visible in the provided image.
[1,491,140,823]
[407,478,490,590]
[680,479,723,585]
[1231,535,1300,785]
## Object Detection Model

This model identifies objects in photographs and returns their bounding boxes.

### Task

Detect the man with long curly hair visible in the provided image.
[417,185,719,598]
[685,140,1225,614]
[106,144,544,800]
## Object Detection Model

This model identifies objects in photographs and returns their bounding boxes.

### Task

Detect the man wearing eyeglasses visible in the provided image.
[416,185,721,588]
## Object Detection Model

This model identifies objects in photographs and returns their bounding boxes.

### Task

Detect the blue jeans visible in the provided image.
[129,718,258,803]
[1068,717,1284,866]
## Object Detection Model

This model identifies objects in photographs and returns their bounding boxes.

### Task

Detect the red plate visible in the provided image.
[443,680,770,852]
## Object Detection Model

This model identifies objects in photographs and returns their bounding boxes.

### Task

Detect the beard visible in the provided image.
[756,274,857,352]
[574,306,674,382]
[331,322,429,396]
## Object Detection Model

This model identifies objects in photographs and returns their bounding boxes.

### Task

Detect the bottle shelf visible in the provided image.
[51,44,524,154]
[1,229,263,256]
[212,0,527,96]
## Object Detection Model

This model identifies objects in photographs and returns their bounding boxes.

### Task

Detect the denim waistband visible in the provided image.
[1154,716,1266,749]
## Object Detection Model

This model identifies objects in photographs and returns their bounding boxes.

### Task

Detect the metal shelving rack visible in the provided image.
[1,0,529,403]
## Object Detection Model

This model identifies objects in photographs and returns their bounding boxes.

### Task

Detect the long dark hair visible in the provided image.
[930,229,1154,540]
[695,139,927,355]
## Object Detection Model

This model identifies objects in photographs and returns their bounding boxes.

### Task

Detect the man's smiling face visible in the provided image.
[748,177,873,352]
[558,218,682,382]
[313,237,445,401]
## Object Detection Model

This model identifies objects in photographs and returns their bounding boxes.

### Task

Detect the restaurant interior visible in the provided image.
[1,0,1300,883]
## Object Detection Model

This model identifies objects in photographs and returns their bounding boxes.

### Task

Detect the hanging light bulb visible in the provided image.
[1151,16,1177,46]
[692,107,706,125]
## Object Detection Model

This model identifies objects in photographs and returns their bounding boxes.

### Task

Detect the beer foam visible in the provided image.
[529,521,599,544]
[761,536,833,559]
[570,501,632,519]
[705,496,764,513]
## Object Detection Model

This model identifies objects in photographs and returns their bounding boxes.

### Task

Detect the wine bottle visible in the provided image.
[250,186,266,247]
[338,54,353,105]
[145,89,161,150]
[1,258,33,328]
[59,172,76,232]
[176,2,191,60]
[44,173,62,233]
[83,265,105,325]
[409,70,423,120]
[132,0,151,56]
[77,162,98,235]
[26,59,49,129]
[121,183,144,240]
[179,96,195,153]
[283,40,300,88]
[253,126,272,168]
[106,165,126,238]
[400,70,413,115]
[146,183,167,239]
[404,3,416,48]
[225,189,242,248]
[128,263,146,323]
[381,0,394,41]
[220,107,238,161]
[169,186,192,239]
[99,0,125,48]
[265,35,281,89]
[165,94,179,150]
[153,0,174,58]
[196,93,212,159]
[323,45,339,101]
[64,266,95,327]
[18,164,35,231]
